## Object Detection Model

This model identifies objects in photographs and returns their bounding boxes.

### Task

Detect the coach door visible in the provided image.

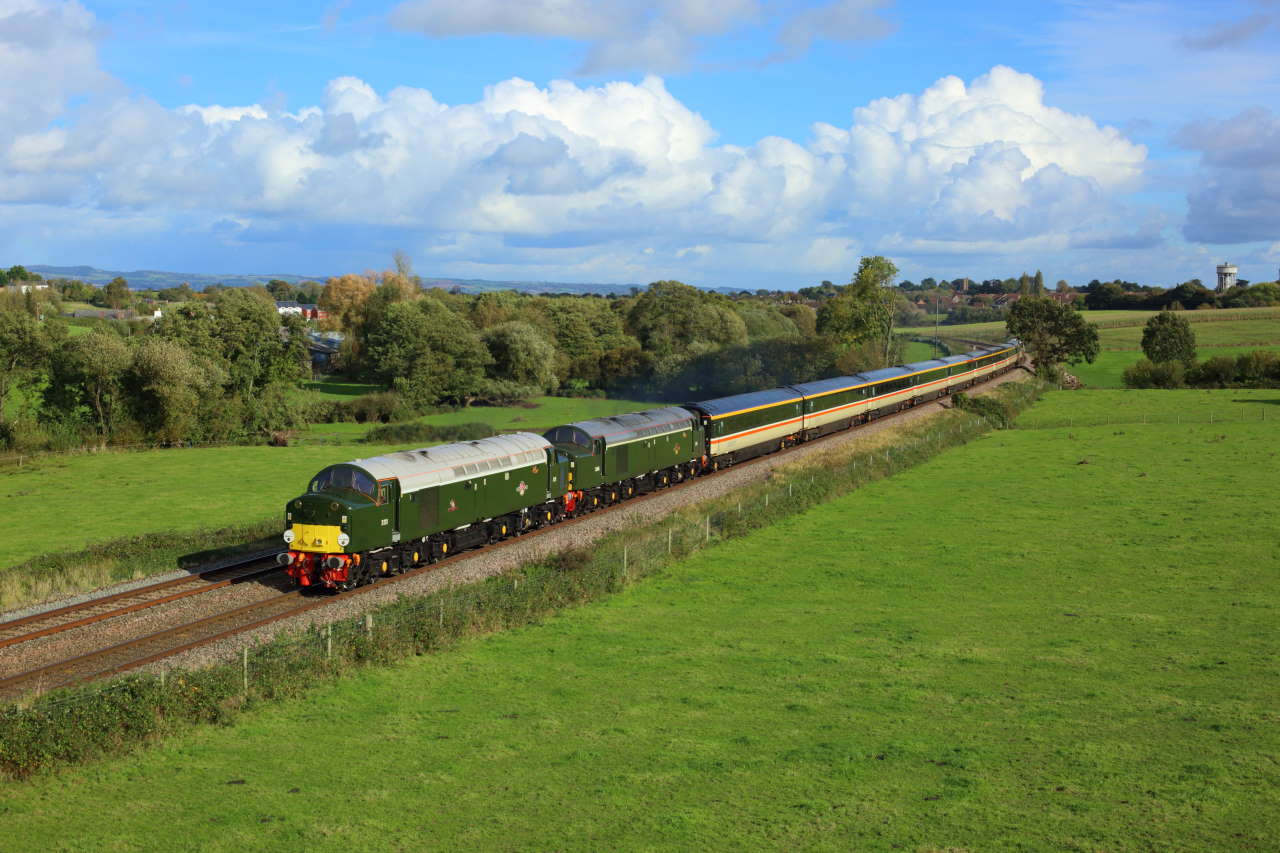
[376,479,400,542]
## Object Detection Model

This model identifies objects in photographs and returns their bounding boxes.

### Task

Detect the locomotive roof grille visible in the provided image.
[549,406,694,446]
[339,431,552,494]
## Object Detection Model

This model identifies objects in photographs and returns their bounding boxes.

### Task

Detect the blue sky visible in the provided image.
[1,0,1277,288]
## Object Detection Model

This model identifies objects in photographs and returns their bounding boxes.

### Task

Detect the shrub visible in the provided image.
[1189,356,1237,388]
[1123,358,1186,389]
[1235,350,1279,384]
[361,421,496,445]
[951,392,1014,428]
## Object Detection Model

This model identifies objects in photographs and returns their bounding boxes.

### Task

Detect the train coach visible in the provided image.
[280,339,1022,590]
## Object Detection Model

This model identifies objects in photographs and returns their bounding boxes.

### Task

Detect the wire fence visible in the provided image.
[0,378,1047,779]
[1016,404,1274,430]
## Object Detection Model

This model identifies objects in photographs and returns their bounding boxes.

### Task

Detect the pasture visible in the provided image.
[298,394,660,443]
[3,389,1275,849]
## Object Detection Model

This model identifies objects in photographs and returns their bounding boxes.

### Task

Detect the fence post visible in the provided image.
[364,613,374,637]
[668,527,673,554]
[160,668,166,690]
[788,482,793,498]
[242,647,249,694]
[705,515,710,542]
[326,624,333,660]
[622,545,628,576]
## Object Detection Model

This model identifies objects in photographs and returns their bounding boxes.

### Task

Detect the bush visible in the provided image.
[361,421,496,445]
[1123,358,1186,389]
[1189,356,1237,388]
[951,392,1015,428]
[1235,350,1279,384]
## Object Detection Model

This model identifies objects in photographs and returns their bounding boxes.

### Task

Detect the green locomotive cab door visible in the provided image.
[375,479,400,542]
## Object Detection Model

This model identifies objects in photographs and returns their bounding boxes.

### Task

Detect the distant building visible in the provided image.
[1216,262,1238,292]
[275,300,303,317]
[3,282,49,295]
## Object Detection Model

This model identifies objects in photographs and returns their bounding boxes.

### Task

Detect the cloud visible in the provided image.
[0,2,1155,283]
[0,0,110,136]
[1179,107,1280,244]
[1181,12,1274,50]
[388,0,891,73]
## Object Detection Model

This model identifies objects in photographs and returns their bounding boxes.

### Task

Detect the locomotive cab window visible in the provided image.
[378,483,390,505]
[310,465,378,502]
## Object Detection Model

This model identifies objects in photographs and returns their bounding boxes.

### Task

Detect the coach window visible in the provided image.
[378,483,390,506]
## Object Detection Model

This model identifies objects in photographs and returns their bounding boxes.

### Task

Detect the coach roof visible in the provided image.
[686,387,801,418]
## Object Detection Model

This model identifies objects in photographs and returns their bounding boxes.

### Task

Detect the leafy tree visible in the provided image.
[391,298,492,408]
[0,307,47,428]
[125,338,216,444]
[103,276,131,310]
[626,281,748,365]
[1034,269,1045,295]
[318,273,377,335]
[1084,281,1125,310]
[817,256,899,359]
[266,279,294,301]
[482,321,560,391]
[1006,297,1099,367]
[44,329,132,436]
[1141,312,1196,365]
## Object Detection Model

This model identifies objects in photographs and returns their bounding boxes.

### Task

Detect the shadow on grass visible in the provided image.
[1232,397,1280,406]
[302,381,382,398]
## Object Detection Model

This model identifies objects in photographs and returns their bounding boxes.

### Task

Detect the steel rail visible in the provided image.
[0,552,283,651]
[1,365,1021,700]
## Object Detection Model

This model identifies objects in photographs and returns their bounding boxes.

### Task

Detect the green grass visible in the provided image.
[300,395,660,443]
[1095,318,1280,350]
[899,305,1280,341]
[298,378,383,400]
[1016,387,1279,428]
[3,389,1276,849]
[1071,345,1280,388]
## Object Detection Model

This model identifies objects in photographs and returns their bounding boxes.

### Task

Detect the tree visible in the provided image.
[1006,297,1099,367]
[318,273,376,335]
[626,281,748,365]
[44,329,132,436]
[266,279,294,301]
[817,256,899,360]
[1141,311,1196,365]
[482,321,560,391]
[0,307,47,428]
[1034,270,1045,295]
[103,276,130,310]
[125,338,215,444]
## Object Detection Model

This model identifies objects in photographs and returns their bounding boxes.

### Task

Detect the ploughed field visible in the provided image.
[3,388,1275,850]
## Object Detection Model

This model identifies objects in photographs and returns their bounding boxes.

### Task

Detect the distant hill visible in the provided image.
[29,265,646,296]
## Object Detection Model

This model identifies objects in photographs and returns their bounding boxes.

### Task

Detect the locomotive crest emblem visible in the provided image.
[517,481,528,496]
[674,444,681,454]
[532,465,539,473]
[447,499,457,512]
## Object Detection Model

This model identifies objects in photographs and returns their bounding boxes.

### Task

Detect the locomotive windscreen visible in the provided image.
[310,465,378,502]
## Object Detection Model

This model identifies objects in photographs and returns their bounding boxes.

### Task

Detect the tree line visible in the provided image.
[0,257,916,452]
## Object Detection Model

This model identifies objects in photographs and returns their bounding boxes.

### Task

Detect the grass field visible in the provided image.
[899,305,1280,341]
[3,389,1275,849]
[1070,345,1280,388]
[299,395,660,443]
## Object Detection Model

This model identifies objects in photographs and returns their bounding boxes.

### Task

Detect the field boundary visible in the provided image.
[0,379,1045,780]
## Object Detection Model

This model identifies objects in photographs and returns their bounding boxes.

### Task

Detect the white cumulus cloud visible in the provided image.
[0,1,1158,283]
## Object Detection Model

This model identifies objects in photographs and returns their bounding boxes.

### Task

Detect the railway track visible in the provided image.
[0,553,282,652]
[0,365,1023,702]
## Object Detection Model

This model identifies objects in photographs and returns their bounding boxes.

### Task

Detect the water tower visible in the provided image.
[1216,262,1238,292]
